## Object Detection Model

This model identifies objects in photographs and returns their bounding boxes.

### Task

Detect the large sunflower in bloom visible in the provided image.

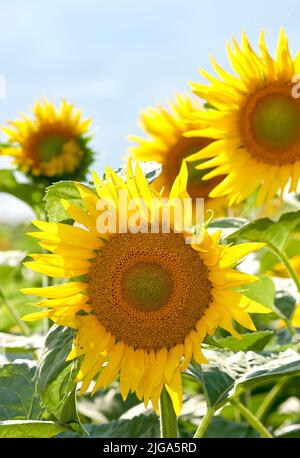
[22,161,269,414]
[128,94,226,213]
[186,29,300,206]
[1,99,93,180]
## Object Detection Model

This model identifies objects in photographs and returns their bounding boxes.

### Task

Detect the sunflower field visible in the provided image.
[0,22,300,443]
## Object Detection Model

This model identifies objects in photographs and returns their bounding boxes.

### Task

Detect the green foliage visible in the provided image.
[35,325,84,433]
[0,420,68,438]
[188,349,300,409]
[0,360,40,421]
[44,181,84,222]
[215,331,274,352]
[58,413,159,438]
[226,210,300,251]
[0,170,44,211]
[202,416,258,438]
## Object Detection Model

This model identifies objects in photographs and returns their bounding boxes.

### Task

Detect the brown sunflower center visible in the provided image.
[160,136,223,199]
[88,232,212,351]
[241,84,300,165]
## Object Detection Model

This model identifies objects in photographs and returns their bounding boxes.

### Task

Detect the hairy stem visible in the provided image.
[232,399,273,438]
[256,377,288,421]
[194,406,216,438]
[271,246,300,294]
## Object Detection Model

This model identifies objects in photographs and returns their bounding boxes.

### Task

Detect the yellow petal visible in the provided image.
[220,243,265,268]
[20,282,87,298]
[165,368,182,416]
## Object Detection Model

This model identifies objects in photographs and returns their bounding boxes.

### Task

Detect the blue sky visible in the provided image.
[0,0,299,221]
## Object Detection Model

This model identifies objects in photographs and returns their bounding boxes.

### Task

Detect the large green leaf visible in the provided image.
[0,170,44,210]
[239,275,275,309]
[0,360,41,421]
[35,325,84,433]
[78,386,140,423]
[0,420,67,438]
[188,349,300,409]
[226,211,300,251]
[216,331,274,352]
[44,181,84,222]
[58,413,159,438]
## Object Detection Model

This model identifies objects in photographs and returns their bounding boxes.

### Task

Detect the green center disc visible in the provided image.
[38,134,66,162]
[251,94,300,150]
[122,262,173,311]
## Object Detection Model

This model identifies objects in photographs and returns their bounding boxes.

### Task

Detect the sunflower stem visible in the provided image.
[0,290,31,337]
[159,387,178,438]
[256,377,288,421]
[193,406,216,438]
[271,246,300,294]
[268,246,299,336]
[232,399,273,438]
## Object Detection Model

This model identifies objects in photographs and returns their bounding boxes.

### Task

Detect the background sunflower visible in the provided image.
[186,29,300,207]
[128,95,227,215]
[1,99,94,181]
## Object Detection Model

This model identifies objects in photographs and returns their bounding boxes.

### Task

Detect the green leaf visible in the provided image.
[0,332,44,353]
[203,416,258,438]
[226,211,300,251]
[216,331,274,352]
[44,181,84,222]
[78,386,140,423]
[0,360,41,420]
[275,290,297,320]
[0,420,68,438]
[239,275,276,309]
[188,349,300,409]
[58,413,159,438]
[0,170,43,209]
[35,325,84,433]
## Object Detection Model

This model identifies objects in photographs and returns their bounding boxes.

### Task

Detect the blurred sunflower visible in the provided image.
[22,160,269,415]
[128,94,226,214]
[272,254,300,277]
[1,99,93,180]
[186,29,300,207]
[291,304,300,328]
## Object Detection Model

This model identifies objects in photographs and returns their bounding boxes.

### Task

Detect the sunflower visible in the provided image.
[1,99,93,180]
[186,29,300,207]
[128,94,226,214]
[22,160,269,415]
